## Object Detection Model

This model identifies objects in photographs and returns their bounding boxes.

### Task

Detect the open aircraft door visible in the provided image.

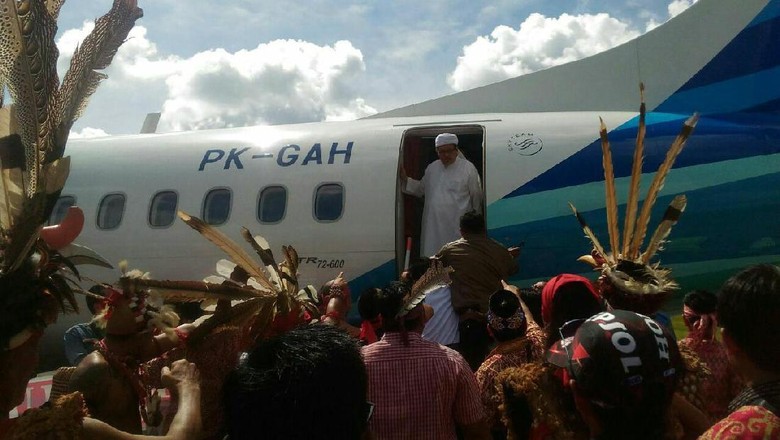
[395,125,486,275]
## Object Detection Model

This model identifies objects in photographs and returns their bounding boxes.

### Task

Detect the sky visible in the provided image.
[54,0,698,137]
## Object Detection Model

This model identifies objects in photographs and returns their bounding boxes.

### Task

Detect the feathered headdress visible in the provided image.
[0,0,142,351]
[120,211,317,349]
[570,84,697,314]
[395,259,453,345]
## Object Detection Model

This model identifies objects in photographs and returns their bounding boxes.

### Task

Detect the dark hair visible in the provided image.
[488,289,526,342]
[544,283,604,349]
[519,288,543,325]
[459,210,485,234]
[683,289,717,314]
[223,325,368,440]
[357,287,381,320]
[589,384,670,440]
[718,264,780,372]
[375,281,411,332]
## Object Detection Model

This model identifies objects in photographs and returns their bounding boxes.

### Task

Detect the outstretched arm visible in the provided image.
[82,359,202,440]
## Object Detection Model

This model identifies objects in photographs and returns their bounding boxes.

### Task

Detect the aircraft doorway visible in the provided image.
[396,125,486,274]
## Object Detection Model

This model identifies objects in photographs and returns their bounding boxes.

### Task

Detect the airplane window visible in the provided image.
[48,195,76,225]
[257,186,287,224]
[203,188,232,225]
[149,191,178,228]
[97,193,126,230]
[314,183,344,222]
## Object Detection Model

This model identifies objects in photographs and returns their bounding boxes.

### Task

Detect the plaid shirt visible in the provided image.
[362,332,486,439]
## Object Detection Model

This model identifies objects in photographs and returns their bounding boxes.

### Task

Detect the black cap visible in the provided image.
[546,310,682,408]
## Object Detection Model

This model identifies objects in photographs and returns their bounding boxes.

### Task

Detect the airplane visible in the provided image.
[32,0,780,374]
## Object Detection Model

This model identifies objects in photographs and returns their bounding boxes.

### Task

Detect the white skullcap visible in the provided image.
[435,133,458,148]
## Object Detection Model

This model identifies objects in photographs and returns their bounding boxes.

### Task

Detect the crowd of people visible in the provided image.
[0,205,770,440]
[0,4,777,435]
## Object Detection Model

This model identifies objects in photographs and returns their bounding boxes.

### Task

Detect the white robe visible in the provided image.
[404,155,482,256]
[421,285,460,345]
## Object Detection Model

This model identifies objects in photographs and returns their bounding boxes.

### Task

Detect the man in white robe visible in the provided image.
[401,133,483,256]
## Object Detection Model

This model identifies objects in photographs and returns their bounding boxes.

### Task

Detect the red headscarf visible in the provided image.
[541,274,600,325]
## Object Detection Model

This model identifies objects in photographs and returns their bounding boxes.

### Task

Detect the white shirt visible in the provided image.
[421,285,460,346]
[405,155,482,256]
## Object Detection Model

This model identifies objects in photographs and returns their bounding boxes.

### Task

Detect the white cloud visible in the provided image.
[668,0,698,18]
[448,12,640,91]
[57,22,376,133]
[69,127,109,139]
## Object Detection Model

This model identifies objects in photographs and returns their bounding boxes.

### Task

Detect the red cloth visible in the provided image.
[362,332,485,440]
[541,274,599,325]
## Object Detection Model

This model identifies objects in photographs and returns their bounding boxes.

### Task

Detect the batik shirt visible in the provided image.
[699,380,780,440]
[679,337,742,419]
[476,321,544,430]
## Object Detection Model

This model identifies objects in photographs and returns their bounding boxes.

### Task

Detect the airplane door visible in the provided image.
[395,125,486,274]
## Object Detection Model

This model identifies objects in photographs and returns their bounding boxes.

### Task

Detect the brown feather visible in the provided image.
[640,195,687,264]
[0,0,60,196]
[622,83,646,255]
[55,0,143,156]
[599,117,620,259]
[569,202,611,265]
[629,114,698,258]
[241,228,278,269]
[397,260,453,319]
[177,211,274,290]
[186,297,275,348]
[126,278,271,302]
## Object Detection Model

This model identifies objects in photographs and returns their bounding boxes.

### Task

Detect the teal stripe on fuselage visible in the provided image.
[487,152,780,230]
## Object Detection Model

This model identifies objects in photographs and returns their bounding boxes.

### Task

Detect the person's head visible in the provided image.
[434,133,459,166]
[718,264,780,375]
[358,287,381,321]
[375,281,426,332]
[224,324,369,440]
[547,310,682,440]
[86,285,106,315]
[682,289,717,334]
[541,274,603,348]
[487,289,527,342]
[459,210,486,235]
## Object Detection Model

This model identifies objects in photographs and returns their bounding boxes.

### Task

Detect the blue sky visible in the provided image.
[54,0,696,136]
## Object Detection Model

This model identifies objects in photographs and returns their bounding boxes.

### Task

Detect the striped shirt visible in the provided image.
[362,332,485,440]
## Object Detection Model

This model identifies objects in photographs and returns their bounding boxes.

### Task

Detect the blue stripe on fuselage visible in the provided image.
[489,171,780,281]
[502,114,780,199]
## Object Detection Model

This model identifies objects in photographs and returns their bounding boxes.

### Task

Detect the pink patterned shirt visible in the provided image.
[362,332,485,439]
